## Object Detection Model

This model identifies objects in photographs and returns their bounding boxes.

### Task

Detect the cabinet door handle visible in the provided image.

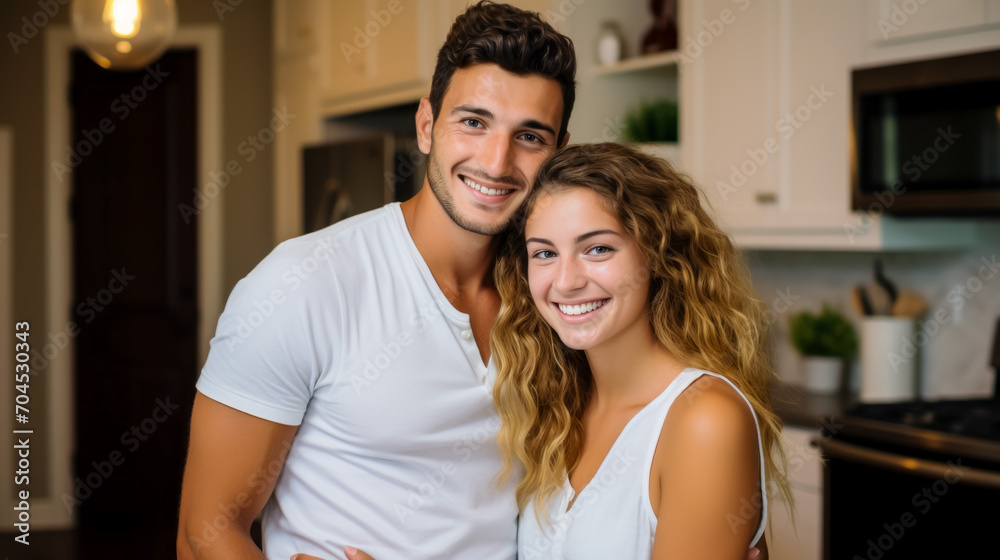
[755,192,778,205]
[815,438,1000,490]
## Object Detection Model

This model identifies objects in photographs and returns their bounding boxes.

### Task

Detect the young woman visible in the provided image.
[491,143,791,559]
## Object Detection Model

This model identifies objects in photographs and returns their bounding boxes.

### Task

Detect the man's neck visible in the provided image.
[399,188,500,302]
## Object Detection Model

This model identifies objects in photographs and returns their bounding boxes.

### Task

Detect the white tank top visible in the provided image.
[516,368,768,560]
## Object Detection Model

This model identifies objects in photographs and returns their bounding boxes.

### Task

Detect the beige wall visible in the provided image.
[0,0,274,500]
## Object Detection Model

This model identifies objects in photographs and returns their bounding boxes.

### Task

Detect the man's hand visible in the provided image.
[291,546,376,560]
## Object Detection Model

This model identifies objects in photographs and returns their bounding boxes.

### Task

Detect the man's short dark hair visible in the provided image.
[429,1,577,144]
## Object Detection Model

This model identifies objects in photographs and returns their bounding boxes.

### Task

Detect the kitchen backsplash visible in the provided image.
[746,222,1000,399]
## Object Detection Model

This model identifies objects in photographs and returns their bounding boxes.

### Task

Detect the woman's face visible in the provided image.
[525,187,652,351]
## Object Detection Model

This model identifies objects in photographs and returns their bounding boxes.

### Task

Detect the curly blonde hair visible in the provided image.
[490,142,792,523]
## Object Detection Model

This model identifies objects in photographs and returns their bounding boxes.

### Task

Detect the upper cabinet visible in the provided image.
[324,0,430,116]
[866,0,992,43]
[680,0,983,250]
[322,0,550,116]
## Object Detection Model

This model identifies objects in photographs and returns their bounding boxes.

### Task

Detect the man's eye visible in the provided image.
[463,119,483,128]
[520,133,540,143]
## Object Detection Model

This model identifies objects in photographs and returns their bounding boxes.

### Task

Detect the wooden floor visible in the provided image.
[0,527,175,559]
[0,521,262,559]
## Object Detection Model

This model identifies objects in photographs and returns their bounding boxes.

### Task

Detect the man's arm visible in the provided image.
[177,392,299,559]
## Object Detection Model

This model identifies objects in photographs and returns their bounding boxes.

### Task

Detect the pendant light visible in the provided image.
[71,0,177,71]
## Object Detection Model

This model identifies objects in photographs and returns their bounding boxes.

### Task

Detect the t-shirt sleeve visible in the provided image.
[196,242,342,425]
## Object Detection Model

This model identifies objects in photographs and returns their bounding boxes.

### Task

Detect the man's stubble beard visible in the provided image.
[425,145,522,237]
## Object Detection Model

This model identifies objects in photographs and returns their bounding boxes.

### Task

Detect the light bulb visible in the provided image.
[71,0,176,71]
[105,0,141,39]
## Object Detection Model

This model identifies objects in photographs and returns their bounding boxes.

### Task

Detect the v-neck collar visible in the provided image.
[563,367,696,515]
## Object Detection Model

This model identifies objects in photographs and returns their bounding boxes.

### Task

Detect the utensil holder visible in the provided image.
[860,317,917,402]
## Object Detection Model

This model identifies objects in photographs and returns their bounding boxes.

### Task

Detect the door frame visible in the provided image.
[28,25,223,529]
[0,129,15,526]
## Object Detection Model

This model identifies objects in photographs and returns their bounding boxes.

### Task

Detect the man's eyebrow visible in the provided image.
[451,105,556,138]
[520,119,556,138]
[526,230,622,246]
[452,105,494,119]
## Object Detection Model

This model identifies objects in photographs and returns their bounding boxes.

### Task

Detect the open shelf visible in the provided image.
[594,50,681,76]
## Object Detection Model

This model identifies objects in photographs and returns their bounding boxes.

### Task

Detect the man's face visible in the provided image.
[417,63,566,236]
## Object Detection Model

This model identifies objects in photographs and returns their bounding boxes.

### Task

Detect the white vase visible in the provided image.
[802,356,842,394]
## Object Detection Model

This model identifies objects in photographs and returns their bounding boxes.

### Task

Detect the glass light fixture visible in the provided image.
[71,0,177,71]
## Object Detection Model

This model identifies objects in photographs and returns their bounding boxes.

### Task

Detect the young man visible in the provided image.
[176,3,575,559]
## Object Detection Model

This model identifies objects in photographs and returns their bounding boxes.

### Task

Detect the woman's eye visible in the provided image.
[531,250,556,260]
[588,245,613,256]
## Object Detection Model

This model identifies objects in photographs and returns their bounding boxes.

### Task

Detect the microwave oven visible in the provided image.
[851,48,1000,216]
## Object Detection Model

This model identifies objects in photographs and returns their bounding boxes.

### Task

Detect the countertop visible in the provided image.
[770,379,857,431]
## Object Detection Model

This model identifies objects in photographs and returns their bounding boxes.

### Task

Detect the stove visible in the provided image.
[849,399,1000,441]
[837,399,1000,463]
[812,319,1000,558]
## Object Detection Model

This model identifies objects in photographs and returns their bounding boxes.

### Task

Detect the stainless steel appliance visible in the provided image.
[302,133,425,234]
[816,318,1000,558]
[851,48,1000,215]
[303,102,426,234]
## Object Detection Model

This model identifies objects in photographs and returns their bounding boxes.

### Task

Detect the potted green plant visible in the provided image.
[623,98,678,143]
[624,98,680,169]
[789,304,858,394]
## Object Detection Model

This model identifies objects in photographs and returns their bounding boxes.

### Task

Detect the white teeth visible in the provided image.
[463,176,511,196]
[558,300,607,316]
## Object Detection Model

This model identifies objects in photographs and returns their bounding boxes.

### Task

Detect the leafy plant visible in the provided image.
[623,98,678,143]
[789,304,858,358]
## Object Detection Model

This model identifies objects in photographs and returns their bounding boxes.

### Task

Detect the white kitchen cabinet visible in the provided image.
[769,426,823,560]
[324,0,427,115]
[680,0,866,239]
[323,0,551,116]
[990,0,1000,24]
[679,0,979,250]
[679,0,780,232]
[866,0,989,43]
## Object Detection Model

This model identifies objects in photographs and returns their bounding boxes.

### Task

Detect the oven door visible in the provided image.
[817,436,1000,558]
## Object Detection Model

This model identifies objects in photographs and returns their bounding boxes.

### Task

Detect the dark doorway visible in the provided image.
[69,49,198,556]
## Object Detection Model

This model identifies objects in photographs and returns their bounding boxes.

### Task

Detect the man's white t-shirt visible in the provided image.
[196,203,518,559]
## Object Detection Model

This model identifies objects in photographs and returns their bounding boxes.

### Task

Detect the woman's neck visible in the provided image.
[584,320,687,410]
